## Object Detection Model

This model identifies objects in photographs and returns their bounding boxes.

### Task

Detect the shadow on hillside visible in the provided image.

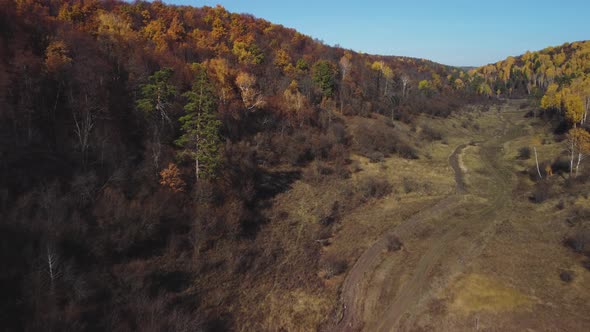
[240,170,301,238]
[255,170,301,201]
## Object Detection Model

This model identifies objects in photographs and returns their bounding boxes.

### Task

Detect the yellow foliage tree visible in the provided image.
[563,91,584,126]
[235,72,265,110]
[567,128,590,177]
[160,163,186,193]
[45,40,72,74]
[283,80,310,127]
[205,58,235,106]
[540,83,561,110]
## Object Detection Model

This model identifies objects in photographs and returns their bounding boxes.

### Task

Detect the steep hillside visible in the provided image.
[0,0,478,331]
[4,1,590,331]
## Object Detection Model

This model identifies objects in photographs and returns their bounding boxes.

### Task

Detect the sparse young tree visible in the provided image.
[159,162,186,192]
[283,80,310,128]
[338,54,352,80]
[531,137,543,180]
[45,244,61,294]
[400,74,410,98]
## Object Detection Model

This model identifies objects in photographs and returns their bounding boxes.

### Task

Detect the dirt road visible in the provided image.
[329,109,525,332]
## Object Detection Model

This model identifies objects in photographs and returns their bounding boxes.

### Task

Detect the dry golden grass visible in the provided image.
[234,100,590,331]
[258,289,331,332]
[450,273,533,314]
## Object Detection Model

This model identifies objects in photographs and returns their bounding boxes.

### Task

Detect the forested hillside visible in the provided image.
[473,41,590,180]
[5,0,590,331]
[0,1,476,330]
[470,41,590,99]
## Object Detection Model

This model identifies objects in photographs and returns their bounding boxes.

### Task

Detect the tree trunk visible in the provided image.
[570,140,575,177]
[534,146,542,179]
[391,107,394,124]
[575,152,583,178]
[583,97,589,125]
[195,157,199,181]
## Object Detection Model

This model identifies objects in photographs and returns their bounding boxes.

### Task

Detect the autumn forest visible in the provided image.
[2,1,590,331]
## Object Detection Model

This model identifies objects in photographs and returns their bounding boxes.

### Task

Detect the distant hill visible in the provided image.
[470,41,590,97]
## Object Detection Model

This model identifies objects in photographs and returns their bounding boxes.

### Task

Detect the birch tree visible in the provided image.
[566,128,590,178]
[235,72,265,111]
[531,137,543,179]
[400,74,410,98]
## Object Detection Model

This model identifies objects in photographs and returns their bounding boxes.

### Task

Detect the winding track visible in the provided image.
[328,110,525,332]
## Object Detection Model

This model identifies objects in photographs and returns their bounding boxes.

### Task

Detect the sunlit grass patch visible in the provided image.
[450,274,533,314]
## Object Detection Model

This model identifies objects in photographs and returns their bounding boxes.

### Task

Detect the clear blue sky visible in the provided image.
[164,0,590,67]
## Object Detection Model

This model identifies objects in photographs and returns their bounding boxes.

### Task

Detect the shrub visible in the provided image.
[563,230,590,256]
[358,177,392,200]
[530,180,552,203]
[402,177,420,193]
[320,256,347,279]
[385,234,403,252]
[353,121,418,160]
[368,151,385,163]
[395,141,419,159]
[556,200,565,210]
[420,125,444,142]
[517,147,531,160]
[551,158,570,175]
[319,201,340,226]
[303,161,333,184]
[559,271,574,283]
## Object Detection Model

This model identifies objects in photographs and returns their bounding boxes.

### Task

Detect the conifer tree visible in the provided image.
[136,68,178,168]
[137,68,177,125]
[175,64,222,181]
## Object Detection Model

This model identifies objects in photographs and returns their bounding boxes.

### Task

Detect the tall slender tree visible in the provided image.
[136,68,177,125]
[137,68,178,168]
[175,64,222,181]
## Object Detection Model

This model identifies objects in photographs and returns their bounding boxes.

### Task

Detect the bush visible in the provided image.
[385,234,403,252]
[402,177,420,193]
[556,200,565,210]
[395,141,419,159]
[368,151,385,163]
[517,147,531,160]
[319,201,340,226]
[420,125,444,142]
[354,122,396,157]
[358,177,392,201]
[560,271,574,283]
[551,158,570,175]
[320,256,347,279]
[354,121,417,160]
[563,230,590,256]
[530,180,552,203]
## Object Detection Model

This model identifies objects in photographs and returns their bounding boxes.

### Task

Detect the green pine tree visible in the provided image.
[175,64,222,181]
[312,60,338,98]
[136,67,177,124]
